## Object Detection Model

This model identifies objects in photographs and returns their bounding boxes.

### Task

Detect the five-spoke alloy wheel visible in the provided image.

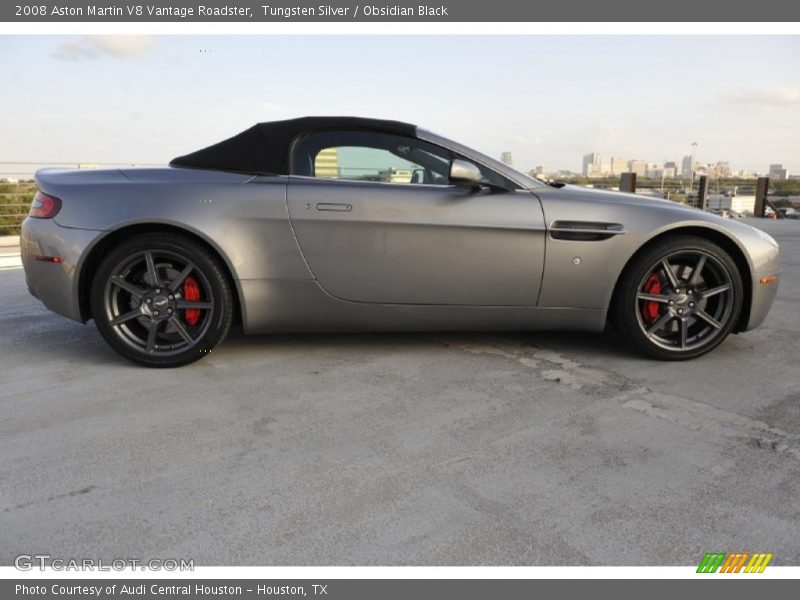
[612,235,743,360]
[91,233,233,367]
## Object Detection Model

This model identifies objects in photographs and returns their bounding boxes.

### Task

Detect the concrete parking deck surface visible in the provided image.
[1,219,798,565]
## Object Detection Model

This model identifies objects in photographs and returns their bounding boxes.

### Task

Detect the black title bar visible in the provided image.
[5,579,800,600]
[4,0,800,22]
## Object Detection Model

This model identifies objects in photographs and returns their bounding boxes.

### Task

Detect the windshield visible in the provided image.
[416,128,546,190]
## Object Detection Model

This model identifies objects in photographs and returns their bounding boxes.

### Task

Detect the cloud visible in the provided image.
[53,40,96,61]
[54,36,157,60]
[726,87,800,106]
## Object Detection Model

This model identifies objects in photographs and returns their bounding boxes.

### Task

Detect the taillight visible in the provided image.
[29,191,62,219]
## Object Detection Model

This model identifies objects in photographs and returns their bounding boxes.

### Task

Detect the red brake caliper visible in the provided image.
[641,273,662,323]
[183,275,201,327]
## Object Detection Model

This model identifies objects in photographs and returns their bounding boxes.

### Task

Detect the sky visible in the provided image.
[0,35,798,174]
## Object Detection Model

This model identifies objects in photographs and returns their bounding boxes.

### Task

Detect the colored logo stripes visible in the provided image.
[697,552,773,573]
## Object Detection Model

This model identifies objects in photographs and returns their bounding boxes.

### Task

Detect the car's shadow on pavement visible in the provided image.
[26,322,635,369]
[0,270,644,368]
[219,326,633,362]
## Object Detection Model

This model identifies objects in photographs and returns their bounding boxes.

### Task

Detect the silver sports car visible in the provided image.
[21,117,780,367]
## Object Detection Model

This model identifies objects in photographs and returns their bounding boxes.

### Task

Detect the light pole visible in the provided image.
[689,141,698,206]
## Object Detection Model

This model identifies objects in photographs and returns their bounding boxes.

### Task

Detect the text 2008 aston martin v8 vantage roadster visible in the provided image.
[21,117,780,367]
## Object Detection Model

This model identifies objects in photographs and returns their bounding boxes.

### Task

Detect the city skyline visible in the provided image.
[563,149,779,180]
[0,35,798,174]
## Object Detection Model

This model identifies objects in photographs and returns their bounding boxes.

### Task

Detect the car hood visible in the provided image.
[536,183,780,254]
[544,183,693,210]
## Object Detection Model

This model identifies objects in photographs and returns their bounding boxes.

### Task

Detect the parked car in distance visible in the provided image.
[778,207,799,219]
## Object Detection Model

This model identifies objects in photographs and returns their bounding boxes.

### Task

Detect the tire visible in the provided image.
[90,233,234,367]
[611,235,743,360]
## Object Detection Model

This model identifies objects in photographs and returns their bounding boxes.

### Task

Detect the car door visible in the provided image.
[286,130,546,306]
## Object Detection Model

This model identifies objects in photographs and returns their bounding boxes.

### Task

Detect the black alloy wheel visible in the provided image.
[90,233,233,367]
[612,235,743,360]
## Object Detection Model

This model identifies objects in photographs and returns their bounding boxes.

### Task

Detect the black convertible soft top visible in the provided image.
[169,116,417,175]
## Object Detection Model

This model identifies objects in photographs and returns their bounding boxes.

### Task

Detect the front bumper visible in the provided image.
[20,217,103,322]
[746,265,780,331]
[742,230,780,331]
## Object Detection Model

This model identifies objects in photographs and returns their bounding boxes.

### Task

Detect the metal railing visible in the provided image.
[0,160,161,176]
[0,185,37,236]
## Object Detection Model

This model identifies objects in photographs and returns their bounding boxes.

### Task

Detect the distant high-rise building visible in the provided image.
[582,152,602,177]
[501,152,514,166]
[664,161,678,174]
[768,163,788,180]
[531,166,546,178]
[681,155,694,178]
[646,163,661,178]
[715,161,731,178]
[628,159,647,178]
[610,156,627,176]
[314,147,339,178]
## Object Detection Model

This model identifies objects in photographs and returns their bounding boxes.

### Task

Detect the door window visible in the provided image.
[292,130,452,186]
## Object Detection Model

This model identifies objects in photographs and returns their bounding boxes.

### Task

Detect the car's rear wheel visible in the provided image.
[611,235,743,360]
[90,233,233,367]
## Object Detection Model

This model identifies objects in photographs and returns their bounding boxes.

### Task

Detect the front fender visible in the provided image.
[537,190,778,321]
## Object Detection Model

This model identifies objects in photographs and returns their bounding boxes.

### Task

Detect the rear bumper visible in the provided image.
[20,217,102,322]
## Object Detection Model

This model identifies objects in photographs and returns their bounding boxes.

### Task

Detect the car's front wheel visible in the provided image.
[90,233,233,367]
[611,235,743,360]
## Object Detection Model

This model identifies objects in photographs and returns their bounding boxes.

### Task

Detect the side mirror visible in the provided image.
[450,159,483,188]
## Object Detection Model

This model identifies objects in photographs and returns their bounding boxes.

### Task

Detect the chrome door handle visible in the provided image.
[316,203,352,212]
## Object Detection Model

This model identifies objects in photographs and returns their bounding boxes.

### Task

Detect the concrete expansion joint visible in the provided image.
[439,336,800,463]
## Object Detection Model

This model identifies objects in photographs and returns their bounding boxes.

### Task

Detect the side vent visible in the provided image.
[549,221,626,241]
